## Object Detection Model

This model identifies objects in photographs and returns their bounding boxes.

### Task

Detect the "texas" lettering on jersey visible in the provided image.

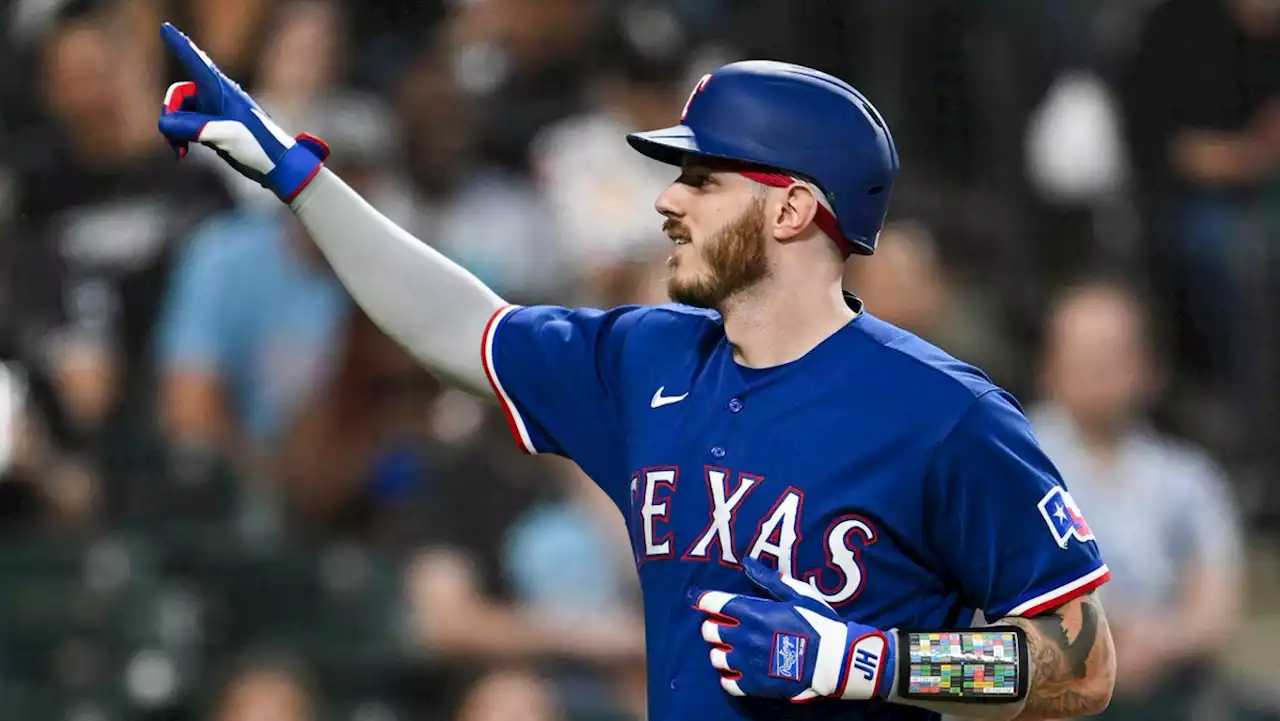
[630,466,877,606]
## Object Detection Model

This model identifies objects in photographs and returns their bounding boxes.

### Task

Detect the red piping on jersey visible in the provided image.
[481,305,532,454]
[1016,568,1111,618]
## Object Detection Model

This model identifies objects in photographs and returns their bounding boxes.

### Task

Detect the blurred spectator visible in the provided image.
[588,249,676,311]
[1119,0,1280,447]
[4,3,234,519]
[531,2,701,304]
[273,308,438,537]
[212,0,398,211]
[154,177,363,487]
[1029,278,1245,720]
[154,205,346,465]
[177,0,273,83]
[502,459,647,719]
[503,461,637,624]
[398,406,644,717]
[441,0,596,171]
[843,220,1019,387]
[370,34,564,303]
[340,0,450,95]
[210,650,317,721]
[0,360,96,531]
[454,668,565,721]
[1124,0,1280,193]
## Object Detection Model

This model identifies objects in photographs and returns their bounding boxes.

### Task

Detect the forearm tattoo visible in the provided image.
[1007,594,1113,718]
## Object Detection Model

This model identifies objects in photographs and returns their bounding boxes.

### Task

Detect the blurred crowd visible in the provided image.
[0,0,1276,720]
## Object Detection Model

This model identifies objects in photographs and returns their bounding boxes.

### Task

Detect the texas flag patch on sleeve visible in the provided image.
[1037,487,1096,549]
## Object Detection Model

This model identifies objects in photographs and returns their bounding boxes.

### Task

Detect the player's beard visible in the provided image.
[667,198,770,310]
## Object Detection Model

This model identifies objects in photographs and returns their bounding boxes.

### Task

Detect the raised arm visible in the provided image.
[154,22,505,399]
[288,168,504,396]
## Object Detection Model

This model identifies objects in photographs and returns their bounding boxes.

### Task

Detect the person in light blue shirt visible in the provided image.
[156,207,349,457]
[1028,278,1244,721]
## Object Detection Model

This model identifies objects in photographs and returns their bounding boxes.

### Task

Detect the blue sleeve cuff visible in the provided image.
[987,563,1111,619]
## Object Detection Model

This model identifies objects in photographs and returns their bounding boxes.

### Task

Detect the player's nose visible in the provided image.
[655,182,687,220]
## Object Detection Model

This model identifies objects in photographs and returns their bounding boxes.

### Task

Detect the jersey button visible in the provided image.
[710,446,726,459]
[728,397,744,413]
[670,677,681,691]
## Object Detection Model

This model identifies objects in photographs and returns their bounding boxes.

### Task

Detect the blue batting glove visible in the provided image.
[156,22,329,203]
[692,556,895,703]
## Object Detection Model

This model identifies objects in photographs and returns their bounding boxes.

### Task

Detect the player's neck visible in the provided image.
[720,280,856,369]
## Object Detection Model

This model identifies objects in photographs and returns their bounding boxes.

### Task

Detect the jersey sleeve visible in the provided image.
[481,304,647,495]
[925,390,1111,620]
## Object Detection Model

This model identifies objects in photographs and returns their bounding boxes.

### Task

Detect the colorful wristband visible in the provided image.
[896,627,1028,703]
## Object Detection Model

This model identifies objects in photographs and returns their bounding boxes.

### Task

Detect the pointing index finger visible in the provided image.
[159,23,222,97]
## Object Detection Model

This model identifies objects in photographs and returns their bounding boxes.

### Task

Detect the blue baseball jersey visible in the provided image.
[481,297,1109,721]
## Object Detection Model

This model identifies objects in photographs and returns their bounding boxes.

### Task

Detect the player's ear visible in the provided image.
[771,184,820,244]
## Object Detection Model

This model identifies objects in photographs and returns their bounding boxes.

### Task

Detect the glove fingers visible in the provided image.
[158,111,210,144]
[709,647,735,673]
[721,677,746,697]
[708,640,746,697]
[160,82,201,157]
[693,590,740,622]
[701,618,729,645]
[163,81,198,113]
[694,590,750,695]
[159,24,222,100]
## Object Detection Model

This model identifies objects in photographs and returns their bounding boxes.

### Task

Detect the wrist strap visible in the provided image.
[268,141,326,203]
[895,627,1028,703]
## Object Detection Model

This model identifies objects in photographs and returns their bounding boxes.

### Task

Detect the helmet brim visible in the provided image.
[626,125,702,167]
[628,124,804,176]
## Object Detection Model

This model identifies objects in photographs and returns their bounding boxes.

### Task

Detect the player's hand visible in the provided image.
[155,22,329,202]
[691,557,895,703]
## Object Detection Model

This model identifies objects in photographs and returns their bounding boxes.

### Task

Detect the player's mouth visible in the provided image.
[664,219,691,245]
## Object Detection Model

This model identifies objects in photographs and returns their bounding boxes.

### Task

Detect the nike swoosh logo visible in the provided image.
[650,387,689,408]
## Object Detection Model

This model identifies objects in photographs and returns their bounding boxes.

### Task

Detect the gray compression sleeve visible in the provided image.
[289,168,507,398]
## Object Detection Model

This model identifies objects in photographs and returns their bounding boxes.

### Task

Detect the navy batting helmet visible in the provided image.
[626,60,899,256]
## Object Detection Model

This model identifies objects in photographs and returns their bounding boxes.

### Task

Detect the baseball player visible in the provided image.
[156,22,1115,721]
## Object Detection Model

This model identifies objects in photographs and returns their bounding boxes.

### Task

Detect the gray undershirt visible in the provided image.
[289,168,507,398]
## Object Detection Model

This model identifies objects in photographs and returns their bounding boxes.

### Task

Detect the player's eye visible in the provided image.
[680,172,713,189]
